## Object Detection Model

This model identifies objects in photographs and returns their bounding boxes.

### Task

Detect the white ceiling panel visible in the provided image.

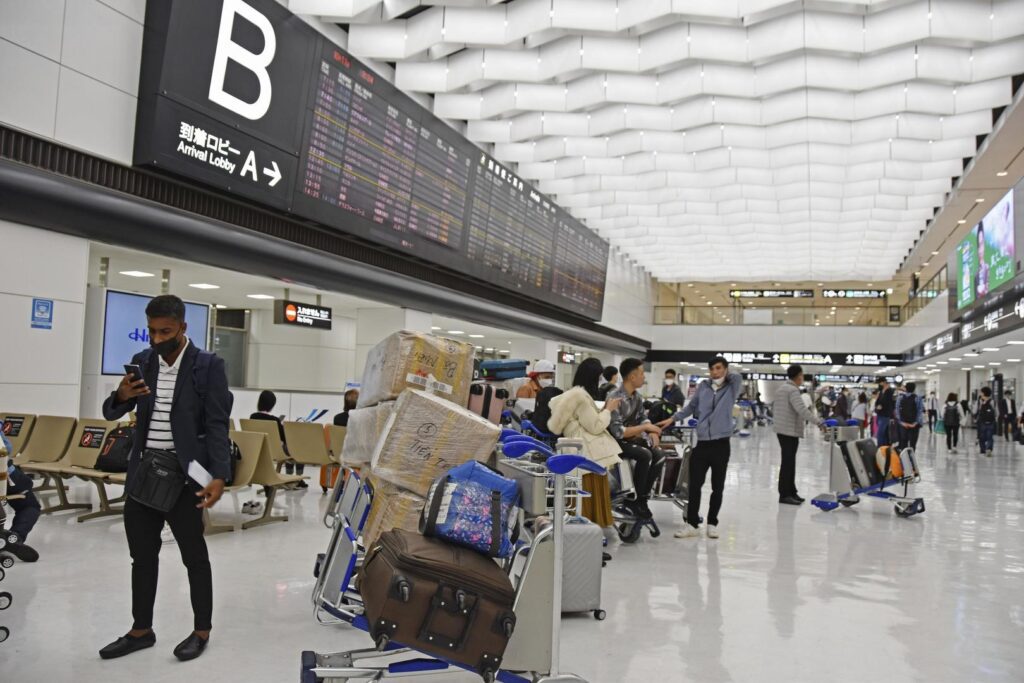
[295,0,1024,281]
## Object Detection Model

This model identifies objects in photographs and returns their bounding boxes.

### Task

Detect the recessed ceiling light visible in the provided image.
[931,251,940,256]
[957,219,967,224]
[950,357,962,361]
[447,330,464,335]
[1007,341,1024,345]
[867,283,874,287]
[247,294,274,300]
[817,282,824,286]
[996,171,1008,177]
[922,262,930,267]
[119,270,154,278]
[886,288,893,294]
[475,346,483,350]
[989,362,1001,366]
[430,326,441,330]
[937,361,948,365]
[484,347,494,352]
[188,283,220,290]
[974,365,985,368]
[1008,359,1021,363]
[964,352,979,357]
[215,304,227,309]
[982,347,999,352]
[975,198,985,203]
[469,334,485,339]
[687,283,694,287]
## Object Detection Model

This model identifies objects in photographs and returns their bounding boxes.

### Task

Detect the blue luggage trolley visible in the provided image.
[302,436,604,682]
[811,422,925,518]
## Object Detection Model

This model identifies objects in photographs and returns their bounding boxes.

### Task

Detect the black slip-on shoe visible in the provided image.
[779,496,804,506]
[173,633,209,662]
[6,542,39,562]
[99,632,156,659]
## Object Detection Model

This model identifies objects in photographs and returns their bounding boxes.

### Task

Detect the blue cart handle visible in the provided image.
[501,439,555,460]
[547,454,606,476]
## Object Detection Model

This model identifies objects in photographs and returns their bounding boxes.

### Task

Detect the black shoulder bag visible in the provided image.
[128,448,187,512]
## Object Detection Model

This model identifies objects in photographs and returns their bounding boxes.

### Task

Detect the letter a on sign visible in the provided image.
[208,0,277,121]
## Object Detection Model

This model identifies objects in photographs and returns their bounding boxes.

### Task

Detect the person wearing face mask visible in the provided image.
[673,356,744,539]
[661,368,686,407]
[99,295,233,663]
[516,359,556,399]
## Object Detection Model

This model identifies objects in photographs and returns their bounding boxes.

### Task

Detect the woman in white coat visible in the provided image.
[548,358,622,539]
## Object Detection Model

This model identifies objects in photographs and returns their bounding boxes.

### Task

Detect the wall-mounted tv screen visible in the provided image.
[101,290,211,375]
[956,188,1015,310]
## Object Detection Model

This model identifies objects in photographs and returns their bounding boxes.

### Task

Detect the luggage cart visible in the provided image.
[810,422,925,518]
[0,493,24,644]
[300,438,605,683]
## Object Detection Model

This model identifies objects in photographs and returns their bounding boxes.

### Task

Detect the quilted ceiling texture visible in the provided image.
[288,0,1024,282]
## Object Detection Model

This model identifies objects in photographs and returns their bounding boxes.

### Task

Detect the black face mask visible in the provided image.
[151,334,181,358]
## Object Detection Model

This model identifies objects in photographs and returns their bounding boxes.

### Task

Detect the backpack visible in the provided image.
[647,400,676,424]
[899,394,918,424]
[943,404,960,428]
[96,425,134,472]
[225,440,242,486]
[530,386,564,435]
[978,401,997,425]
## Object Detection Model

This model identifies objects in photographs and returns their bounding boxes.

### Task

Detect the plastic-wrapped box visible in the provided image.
[357,331,476,408]
[363,476,425,548]
[369,389,501,497]
[340,402,396,468]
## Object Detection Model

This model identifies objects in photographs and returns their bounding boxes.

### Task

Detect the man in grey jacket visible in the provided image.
[773,365,824,505]
[673,356,743,539]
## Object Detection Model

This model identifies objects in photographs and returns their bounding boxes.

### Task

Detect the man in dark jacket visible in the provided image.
[661,368,686,407]
[833,387,850,422]
[874,378,896,446]
[99,295,232,663]
[998,391,1017,440]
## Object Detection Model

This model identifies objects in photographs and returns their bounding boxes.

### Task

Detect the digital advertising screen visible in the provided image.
[956,189,1016,310]
[101,290,210,375]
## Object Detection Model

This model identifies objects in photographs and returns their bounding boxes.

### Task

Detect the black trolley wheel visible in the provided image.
[617,522,642,544]
[594,609,607,620]
[0,556,13,570]
[0,626,9,643]
[839,499,858,507]
[0,591,10,610]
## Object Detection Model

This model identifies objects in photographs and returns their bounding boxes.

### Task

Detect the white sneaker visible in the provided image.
[674,525,701,539]
[706,525,720,539]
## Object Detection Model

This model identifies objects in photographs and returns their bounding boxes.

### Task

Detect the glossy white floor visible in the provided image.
[2,427,1022,682]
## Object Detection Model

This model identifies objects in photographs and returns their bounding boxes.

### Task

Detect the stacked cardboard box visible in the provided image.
[340,402,396,468]
[357,330,475,409]
[362,475,425,548]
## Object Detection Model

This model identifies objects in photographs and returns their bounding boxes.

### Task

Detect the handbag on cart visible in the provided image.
[358,529,516,682]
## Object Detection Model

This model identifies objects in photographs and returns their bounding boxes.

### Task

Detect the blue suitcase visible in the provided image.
[480,359,529,380]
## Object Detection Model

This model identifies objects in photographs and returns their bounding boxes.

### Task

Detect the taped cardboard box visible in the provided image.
[370,389,501,497]
[340,402,396,468]
[363,476,425,548]
[358,331,475,409]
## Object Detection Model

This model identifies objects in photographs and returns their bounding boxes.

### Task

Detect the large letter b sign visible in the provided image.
[208,0,276,120]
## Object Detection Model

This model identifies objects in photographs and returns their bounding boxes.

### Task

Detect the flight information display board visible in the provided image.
[135,0,608,321]
[292,45,608,319]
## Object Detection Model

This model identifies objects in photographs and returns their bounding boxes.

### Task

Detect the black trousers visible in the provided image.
[124,485,213,631]
[945,425,960,449]
[927,410,937,431]
[687,438,730,527]
[898,425,921,452]
[5,466,41,541]
[617,441,664,501]
[1000,415,1015,439]
[777,434,801,499]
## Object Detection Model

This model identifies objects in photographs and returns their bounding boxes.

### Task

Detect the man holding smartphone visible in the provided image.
[98,295,232,663]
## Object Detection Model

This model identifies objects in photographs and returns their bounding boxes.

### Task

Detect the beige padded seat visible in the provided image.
[1,413,37,458]
[245,433,302,530]
[282,422,334,467]
[17,416,82,512]
[327,425,347,461]
[239,418,292,471]
[60,419,125,522]
[203,430,262,535]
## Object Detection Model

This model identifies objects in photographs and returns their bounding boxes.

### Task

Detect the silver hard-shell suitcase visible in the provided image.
[560,516,605,620]
[841,441,872,489]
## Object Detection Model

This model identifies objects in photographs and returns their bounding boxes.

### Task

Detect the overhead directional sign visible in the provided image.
[729,289,814,299]
[822,289,887,299]
[648,350,905,366]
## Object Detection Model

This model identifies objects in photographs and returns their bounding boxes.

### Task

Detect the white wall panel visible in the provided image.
[0,40,60,139]
[0,0,65,60]
[62,0,144,95]
[54,67,137,165]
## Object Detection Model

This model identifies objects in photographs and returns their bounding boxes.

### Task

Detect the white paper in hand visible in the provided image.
[188,460,213,488]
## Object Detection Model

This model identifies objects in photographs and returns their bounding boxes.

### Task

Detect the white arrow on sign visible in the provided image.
[263,161,282,187]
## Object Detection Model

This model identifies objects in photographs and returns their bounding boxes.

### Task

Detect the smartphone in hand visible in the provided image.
[124,364,144,383]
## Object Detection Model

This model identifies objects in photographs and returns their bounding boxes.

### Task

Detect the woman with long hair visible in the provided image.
[548,357,623,543]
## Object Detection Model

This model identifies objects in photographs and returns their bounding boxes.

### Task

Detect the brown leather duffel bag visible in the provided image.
[358,529,516,681]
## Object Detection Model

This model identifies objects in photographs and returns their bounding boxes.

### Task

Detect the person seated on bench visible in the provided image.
[607,358,665,519]
[548,358,623,544]
[250,390,306,489]
[333,389,359,427]
[2,432,40,562]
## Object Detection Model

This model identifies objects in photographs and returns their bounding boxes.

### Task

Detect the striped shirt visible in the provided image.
[145,338,190,451]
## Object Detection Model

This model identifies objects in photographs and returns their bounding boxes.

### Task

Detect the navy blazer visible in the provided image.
[103,342,232,486]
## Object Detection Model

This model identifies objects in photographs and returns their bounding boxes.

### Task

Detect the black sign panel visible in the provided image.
[729,289,814,299]
[649,350,905,367]
[135,0,609,320]
[273,299,332,330]
[822,289,887,299]
[79,426,107,449]
[1,417,25,438]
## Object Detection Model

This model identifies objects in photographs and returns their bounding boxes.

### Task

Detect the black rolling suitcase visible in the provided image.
[358,529,516,682]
